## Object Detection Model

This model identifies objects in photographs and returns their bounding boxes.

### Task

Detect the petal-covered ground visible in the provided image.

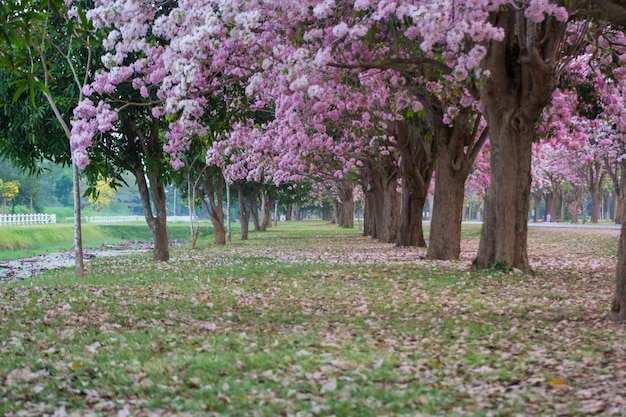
[0,222,624,416]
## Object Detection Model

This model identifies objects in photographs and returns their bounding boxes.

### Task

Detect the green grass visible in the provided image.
[1,221,624,416]
[0,222,214,260]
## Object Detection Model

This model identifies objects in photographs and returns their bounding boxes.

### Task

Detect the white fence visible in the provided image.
[83,215,196,224]
[0,213,57,226]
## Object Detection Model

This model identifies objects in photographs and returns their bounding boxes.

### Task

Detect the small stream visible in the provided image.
[0,244,151,283]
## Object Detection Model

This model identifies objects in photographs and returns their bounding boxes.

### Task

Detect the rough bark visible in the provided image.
[195,165,226,245]
[611,165,626,321]
[361,158,384,239]
[361,156,399,242]
[135,167,169,261]
[335,182,354,228]
[395,120,434,248]
[474,8,566,271]
[120,113,170,262]
[427,110,487,260]
[544,191,556,221]
[381,157,401,243]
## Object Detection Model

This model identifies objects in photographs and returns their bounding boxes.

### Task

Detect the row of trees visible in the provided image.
[4,1,626,319]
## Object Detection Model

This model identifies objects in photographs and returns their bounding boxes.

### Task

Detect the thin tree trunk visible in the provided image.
[588,162,606,224]
[237,183,251,240]
[72,162,84,275]
[195,165,226,245]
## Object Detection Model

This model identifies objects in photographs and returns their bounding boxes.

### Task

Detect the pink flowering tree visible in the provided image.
[70,0,263,260]
[225,1,499,257]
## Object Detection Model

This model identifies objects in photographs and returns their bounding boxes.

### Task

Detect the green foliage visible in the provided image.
[491,260,511,273]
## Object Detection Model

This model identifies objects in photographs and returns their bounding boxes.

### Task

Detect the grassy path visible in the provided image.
[1,221,624,416]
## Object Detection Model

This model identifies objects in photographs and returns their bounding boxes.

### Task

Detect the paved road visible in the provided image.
[461,221,621,230]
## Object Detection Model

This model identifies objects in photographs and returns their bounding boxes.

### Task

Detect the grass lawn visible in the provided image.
[1,221,625,416]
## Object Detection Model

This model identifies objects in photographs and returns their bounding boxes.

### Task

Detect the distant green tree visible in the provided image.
[52,170,74,206]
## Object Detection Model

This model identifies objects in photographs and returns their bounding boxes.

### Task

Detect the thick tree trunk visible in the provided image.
[544,189,557,222]
[382,169,401,243]
[474,8,565,271]
[590,187,602,223]
[361,157,399,242]
[427,140,469,260]
[285,204,293,221]
[395,120,434,248]
[427,109,485,260]
[335,183,354,228]
[611,165,626,321]
[361,159,384,239]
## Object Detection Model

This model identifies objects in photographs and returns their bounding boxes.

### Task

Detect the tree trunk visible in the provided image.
[588,162,606,224]
[559,189,568,222]
[427,109,486,260]
[395,120,434,248]
[225,175,231,243]
[427,145,469,259]
[474,8,565,271]
[72,162,84,275]
[571,187,583,224]
[611,165,626,321]
[606,158,625,224]
[335,182,354,228]
[361,157,399,242]
[285,204,293,221]
[237,182,250,240]
[134,168,169,261]
[381,160,401,243]
[259,187,274,231]
[195,165,226,245]
[544,192,555,222]
[251,199,261,231]
[361,158,384,239]
[615,193,625,224]
[590,187,602,223]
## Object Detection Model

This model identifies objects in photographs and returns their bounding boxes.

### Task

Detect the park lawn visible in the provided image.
[0,222,214,260]
[1,221,625,416]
